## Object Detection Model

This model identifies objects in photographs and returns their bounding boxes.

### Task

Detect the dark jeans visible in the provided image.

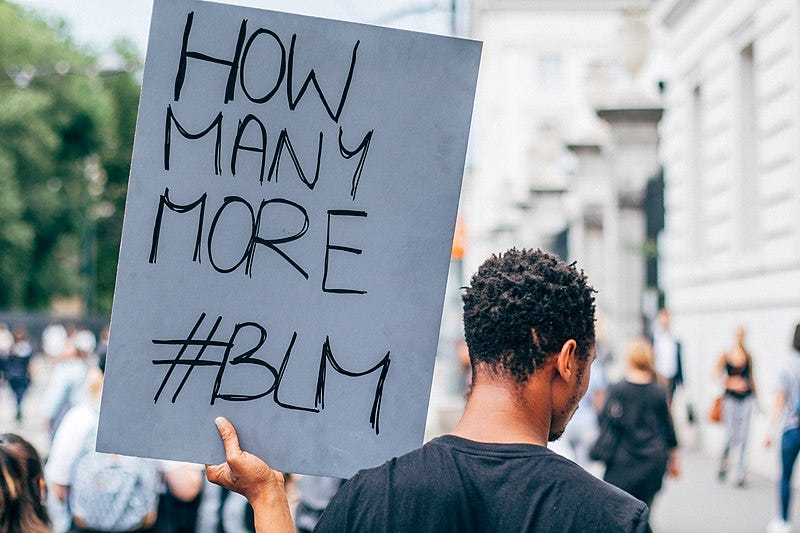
[780,427,800,520]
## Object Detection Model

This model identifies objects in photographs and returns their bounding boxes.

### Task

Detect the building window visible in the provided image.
[738,43,757,251]
[537,53,563,87]
[691,84,704,259]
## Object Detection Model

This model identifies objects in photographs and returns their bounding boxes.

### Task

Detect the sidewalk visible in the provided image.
[651,449,777,533]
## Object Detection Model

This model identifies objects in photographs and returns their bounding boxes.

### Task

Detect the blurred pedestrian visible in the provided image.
[651,309,683,406]
[46,355,203,533]
[6,326,33,422]
[563,357,606,469]
[0,322,14,382]
[0,433,50,533]
[41,320,68,359]
[765,322,800,533]
[601,338,680,507]
[40,324,90,437]
[715,326,757,486]
[294,475,345,533]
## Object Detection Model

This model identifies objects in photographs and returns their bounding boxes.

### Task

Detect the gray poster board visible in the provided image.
[97,0,481,478]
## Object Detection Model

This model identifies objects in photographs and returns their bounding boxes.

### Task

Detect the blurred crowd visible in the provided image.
[0,319,346,533]
[1,314,800,532]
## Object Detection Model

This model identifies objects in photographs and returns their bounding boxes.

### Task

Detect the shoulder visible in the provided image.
[316,442,434,529]
[46,406,97,485]
[318,440,648,532]
[543,454,650,530]
[607,381,625,395]
[335,438,440,495]
[57,404,97,438]
[649,381,669,398]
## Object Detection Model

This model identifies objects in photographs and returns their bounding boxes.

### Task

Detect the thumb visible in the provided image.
[215,416,242,460]
[205,463,227,485]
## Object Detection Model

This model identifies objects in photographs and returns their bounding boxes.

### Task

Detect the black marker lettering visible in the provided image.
[231,114,268,183]
[250,198,310,279]
[174,12,247,103]
[164,105,223,175]
[239,28,286,104]
[207,196,256,274]
[314,337,391,434]
[149,188,207,264]
[266,128,323,190]
[152,313,230,403]
[287,35,360,123]
[323,209,367,294]
[152,312,210,403]
[213,322,278,403]
[338,126,373,200]
[152,314,392,433]
[273,332,319,412]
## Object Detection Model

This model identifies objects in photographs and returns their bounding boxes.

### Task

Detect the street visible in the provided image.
[652,448,776,532]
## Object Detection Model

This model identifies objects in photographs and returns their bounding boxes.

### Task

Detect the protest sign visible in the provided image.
[97,0,481,478]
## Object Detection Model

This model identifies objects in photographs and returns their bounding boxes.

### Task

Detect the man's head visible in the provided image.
[461,249,596,439]
[462,249,596,381]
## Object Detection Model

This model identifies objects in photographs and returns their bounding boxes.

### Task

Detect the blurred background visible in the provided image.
[1,0,799,531]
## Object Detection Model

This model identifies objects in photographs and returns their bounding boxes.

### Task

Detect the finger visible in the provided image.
[206,463,235,488]
[205,464,222,484]
[215,417,242,460]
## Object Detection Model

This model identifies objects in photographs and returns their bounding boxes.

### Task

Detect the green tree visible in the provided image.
[0,1,141,315]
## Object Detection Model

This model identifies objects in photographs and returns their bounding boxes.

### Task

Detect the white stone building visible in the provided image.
[463,0,662,360]
[654,0,800,474]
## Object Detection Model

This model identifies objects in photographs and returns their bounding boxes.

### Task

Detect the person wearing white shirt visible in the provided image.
[652,309,683,406]
[46,360,203,532]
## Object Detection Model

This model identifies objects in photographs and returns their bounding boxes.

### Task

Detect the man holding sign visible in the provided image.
[207,249,651,532]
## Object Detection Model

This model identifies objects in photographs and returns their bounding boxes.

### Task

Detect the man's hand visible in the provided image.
[206,417,294,533]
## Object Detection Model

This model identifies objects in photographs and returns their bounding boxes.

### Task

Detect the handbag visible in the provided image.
[709,395,723,423]
[589,398,623,463]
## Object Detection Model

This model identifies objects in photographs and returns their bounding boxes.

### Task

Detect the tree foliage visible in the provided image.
[0,1,141,315]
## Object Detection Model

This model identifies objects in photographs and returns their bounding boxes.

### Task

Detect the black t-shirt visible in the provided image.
[315,435,650,532]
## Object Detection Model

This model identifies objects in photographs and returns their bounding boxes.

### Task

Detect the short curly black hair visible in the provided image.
[462,249,596,383]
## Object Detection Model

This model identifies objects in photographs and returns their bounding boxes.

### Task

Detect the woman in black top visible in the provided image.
[601,338,680,507]
[715,326,757,486]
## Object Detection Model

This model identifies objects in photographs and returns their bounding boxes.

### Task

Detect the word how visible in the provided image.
[175,11,359,122]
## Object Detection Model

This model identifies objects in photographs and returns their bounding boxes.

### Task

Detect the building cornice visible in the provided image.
[473,0,653,13]
[565,142,603,154]
[596,107,663,123]
[652,0,699,28]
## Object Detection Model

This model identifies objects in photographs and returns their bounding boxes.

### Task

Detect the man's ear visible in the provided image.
[554,339,578,382]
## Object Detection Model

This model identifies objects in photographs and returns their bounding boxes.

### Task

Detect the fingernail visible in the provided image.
[215,416,225,429]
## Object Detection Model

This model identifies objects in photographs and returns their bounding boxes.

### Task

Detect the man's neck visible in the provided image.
[450,376,550,447]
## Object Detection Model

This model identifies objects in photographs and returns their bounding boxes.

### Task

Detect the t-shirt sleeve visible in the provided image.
[313,474,359,532]
[45,407,94,485]
[630,503,653,533]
